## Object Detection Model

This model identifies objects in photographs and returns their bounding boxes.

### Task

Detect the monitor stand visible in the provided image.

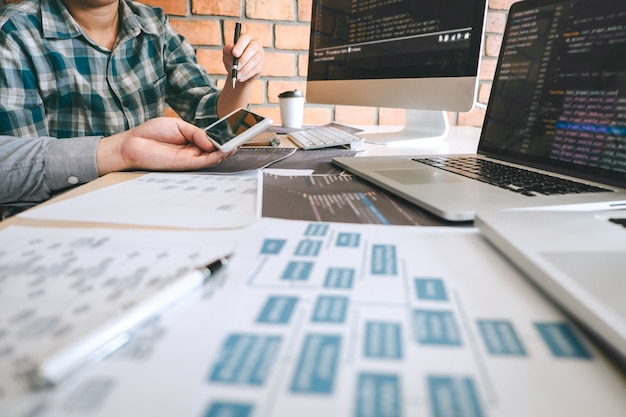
[358,109,450,144]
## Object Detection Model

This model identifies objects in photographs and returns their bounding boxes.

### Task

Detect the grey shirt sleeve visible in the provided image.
[0,135,101,211]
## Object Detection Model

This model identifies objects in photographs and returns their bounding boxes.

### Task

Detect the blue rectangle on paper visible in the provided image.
[209,334,282,385]
[324,268,355,289]
[312,296,349,323]
[281,261,314,281]
[415,278,448,301]
[305,223,329,236]
[257,296,298,324]
[295,239,323,256]
[356,374,401,417]
[291,334,341,394]
[477,320,526,356]
[413,310,462,346]
[205,402,253,417]
[535,322,592,359]
[336,232,360,247]
[371,245,397,275]
[364,321,403,359]
[428,376,484,417]
[260,239,286,255]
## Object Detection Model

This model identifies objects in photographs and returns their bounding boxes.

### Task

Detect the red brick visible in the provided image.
[488,0,517,11]
[246,0,294,21]
[485,11,507,34]
[303,107,332,126]
[484,34,502,58]
[275,25,310,50]
[169,19,222,46]
[225,21,273,48]
[136,0,188,16]
[215,79,264,103]
[193,0,241,17]
[335,106,376,125]
[196,49,228,75]
[214,78,263,103]
[255,106,281,123]
[477,83,492,105]
[298,0,312,22]
[479,58,497,81]
[298,54,309,77]
[246,80,266,105]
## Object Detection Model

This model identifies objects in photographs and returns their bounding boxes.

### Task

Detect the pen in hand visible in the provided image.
[231,22,242,89]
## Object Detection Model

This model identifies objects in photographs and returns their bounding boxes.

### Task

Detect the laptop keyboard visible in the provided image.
[414,156,611,196]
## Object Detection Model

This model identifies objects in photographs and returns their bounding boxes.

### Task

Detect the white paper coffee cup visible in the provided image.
[279,90,304,128]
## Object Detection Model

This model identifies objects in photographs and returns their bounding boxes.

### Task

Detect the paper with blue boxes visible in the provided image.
[9,218,625,417]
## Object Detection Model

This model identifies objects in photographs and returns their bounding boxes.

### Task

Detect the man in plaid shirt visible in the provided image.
[0,0,264,138]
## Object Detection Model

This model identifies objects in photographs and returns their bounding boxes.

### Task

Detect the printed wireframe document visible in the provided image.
[5,218,626,416]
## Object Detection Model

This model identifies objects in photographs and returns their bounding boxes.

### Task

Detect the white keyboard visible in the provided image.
[287,127,364,150]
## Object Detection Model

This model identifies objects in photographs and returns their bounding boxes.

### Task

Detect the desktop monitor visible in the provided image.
[306,0,488,143]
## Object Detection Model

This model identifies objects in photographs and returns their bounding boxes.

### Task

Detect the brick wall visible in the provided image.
[0,0,518,128]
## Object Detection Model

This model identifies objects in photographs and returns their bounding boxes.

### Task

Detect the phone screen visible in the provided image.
[207,109,266,146]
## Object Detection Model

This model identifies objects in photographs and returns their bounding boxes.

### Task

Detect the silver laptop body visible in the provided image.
[333,0,626,222]
[475,208,626,365]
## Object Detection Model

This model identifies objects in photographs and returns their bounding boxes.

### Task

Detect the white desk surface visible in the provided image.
[356,125,481,156]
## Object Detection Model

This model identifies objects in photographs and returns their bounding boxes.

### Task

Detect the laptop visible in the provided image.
[333,0,626,222]
[475,207,626,366]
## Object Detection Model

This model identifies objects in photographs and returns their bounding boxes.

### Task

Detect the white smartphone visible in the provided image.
[204,108,273,152]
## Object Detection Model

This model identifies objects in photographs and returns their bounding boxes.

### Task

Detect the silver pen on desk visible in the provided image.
[231,21,242,89]
[28,254,231,389]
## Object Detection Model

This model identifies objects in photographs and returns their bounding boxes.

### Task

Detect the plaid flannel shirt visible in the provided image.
[0,0,220,138]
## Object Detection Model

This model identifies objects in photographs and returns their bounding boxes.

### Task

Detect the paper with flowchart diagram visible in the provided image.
[4,218,626,417]
[0,222,265,414]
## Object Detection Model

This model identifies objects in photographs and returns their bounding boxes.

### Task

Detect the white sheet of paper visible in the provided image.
[5,219,625,417]
[0,222,265,411]
[19,172,260,229]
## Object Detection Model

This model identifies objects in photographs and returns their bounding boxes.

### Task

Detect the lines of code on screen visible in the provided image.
[482,0,626,178]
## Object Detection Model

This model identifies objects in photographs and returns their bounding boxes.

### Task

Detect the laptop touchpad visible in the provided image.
[375,169,461,185]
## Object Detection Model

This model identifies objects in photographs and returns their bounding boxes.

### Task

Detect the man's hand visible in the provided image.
[96,118,234,175]
[223,32,265,86]
[217,30,265,117]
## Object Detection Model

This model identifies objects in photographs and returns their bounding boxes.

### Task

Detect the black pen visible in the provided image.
[231,22,242,89]
[29,254,232,388]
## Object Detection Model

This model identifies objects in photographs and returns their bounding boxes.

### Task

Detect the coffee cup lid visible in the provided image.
[279,90,304,98]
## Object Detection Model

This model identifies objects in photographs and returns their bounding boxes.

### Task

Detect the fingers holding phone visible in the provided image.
[204,108,272,152]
